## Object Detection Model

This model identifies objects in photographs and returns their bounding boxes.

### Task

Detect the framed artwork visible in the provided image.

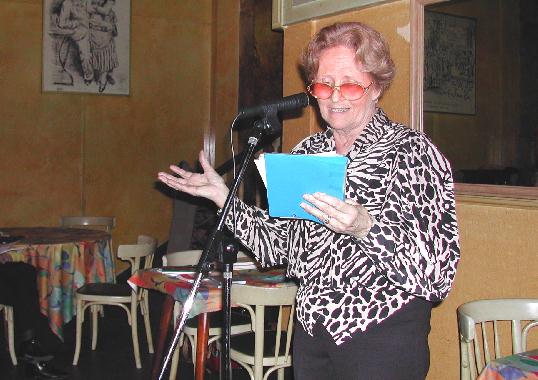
[42,0,131,95]
[424,11,476,115]
[272,0,392,30]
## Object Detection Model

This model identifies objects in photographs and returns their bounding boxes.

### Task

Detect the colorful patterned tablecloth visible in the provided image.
[0,227,115,339]
[128,267,293,318]
[477,349,538,380]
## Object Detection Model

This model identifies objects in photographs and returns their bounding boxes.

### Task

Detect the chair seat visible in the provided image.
[185,308,251,330]
[230,330,290,364]
[76,283,132,298]
[183,308,252,339]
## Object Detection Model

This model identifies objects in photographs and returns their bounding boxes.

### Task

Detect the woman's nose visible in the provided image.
[331,86,342,102]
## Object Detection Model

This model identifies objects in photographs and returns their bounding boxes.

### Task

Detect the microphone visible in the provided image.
[237,92,309,119]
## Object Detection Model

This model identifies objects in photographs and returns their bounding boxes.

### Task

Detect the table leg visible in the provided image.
[195,313,209,380]
[152,295,174,380]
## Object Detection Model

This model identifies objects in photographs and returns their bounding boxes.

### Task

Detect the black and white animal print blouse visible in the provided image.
[226,108,460,345]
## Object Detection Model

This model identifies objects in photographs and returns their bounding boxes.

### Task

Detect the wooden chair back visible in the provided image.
[457,298,538,379]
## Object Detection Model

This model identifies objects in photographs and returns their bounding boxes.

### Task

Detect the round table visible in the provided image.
[0,227,115,339]
[129,267,293,380]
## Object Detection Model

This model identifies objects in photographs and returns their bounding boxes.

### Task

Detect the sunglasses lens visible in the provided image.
[309,82,368,100]
[309,83,334,99]
[340,83,366,100]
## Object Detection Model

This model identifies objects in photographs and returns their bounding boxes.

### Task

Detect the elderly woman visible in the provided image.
[158,22,460,380]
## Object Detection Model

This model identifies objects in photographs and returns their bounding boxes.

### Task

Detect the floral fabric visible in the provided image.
[1,227,115,339]
[128,268,292,318]
[478,350,538,380]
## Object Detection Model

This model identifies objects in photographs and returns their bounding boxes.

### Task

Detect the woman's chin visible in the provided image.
[326,119,356,132]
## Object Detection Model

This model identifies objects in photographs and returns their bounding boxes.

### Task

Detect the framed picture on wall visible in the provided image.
[272,0,391,30]
[424,11,476,115]
[42,0,131,95]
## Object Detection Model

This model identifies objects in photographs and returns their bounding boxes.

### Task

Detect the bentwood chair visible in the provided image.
[0,303,17,365]
[230,283,298,380]
[60,216,116,233]
[163,249,254,379]
[457,298,538,379]
[72,235,157,369]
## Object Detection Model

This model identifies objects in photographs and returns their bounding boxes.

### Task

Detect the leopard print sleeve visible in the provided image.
[356,130,460,302]
[225,198,292,267]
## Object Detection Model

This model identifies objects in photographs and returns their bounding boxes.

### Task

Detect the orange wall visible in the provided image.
[0,0,239,261]
[281,1,538,379]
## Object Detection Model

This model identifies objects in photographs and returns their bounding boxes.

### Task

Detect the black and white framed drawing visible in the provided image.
[424,11,476,115]
[43,0,130,95]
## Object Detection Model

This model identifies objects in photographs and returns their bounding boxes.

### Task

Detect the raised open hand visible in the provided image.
[157,150,230,209]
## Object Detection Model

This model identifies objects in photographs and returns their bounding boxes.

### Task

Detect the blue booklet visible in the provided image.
[261,153,348,223]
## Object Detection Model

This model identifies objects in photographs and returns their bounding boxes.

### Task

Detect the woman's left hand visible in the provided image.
[301,192,373,239]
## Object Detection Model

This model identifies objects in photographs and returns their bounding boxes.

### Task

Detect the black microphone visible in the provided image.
[237,92,309,119]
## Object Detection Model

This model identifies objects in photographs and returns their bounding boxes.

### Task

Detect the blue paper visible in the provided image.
[264,153,348,223]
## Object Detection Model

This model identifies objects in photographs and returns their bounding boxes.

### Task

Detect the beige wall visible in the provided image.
[0,0,239,264]
[281,1,538,379]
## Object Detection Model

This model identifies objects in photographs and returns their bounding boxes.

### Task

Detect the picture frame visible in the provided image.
[272,0,392,30]
[423,11,476,115]
[42,0,131,95]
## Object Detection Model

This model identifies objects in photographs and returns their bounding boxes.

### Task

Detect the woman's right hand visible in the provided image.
[157,150,230,209]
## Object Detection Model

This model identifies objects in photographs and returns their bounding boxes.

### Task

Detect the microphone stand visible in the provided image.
[158,114,279,380]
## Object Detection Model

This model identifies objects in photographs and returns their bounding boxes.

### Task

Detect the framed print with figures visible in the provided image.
[42,0,130,95]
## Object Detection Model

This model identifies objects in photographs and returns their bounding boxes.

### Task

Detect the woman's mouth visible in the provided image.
[330,107,349,113]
